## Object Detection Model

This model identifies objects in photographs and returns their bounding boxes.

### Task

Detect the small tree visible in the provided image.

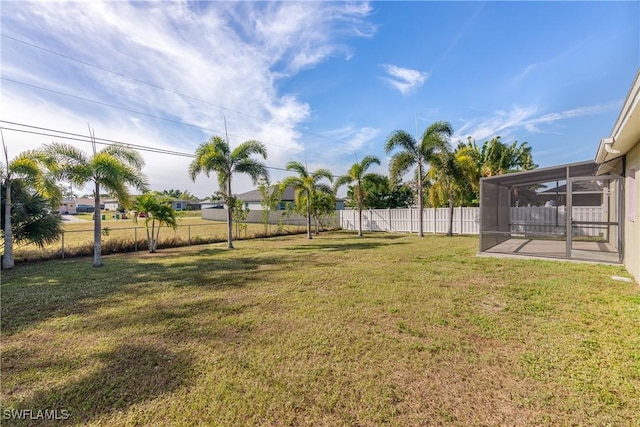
[133,192,179,253]
[258,179,284,235]
[310,189,336,234]
[231,197,250,239]
[334,155,382,237]
[280,161,333,239]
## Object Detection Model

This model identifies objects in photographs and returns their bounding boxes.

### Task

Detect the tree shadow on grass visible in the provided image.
[285,239,408,252]
[3,343,193,426]
[0,247,261,336]
[1,234,400,336]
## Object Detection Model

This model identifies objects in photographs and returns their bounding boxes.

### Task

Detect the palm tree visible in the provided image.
[457,137,537,205]
[133,192,179,253]
[385,121,454,237]
[1,180,63,251]
[46,142,148,267]
[280,161,333,239]
[425,146,475,236]
[334,155,383,237]
[189,136,268,249]
[2,136,61,269]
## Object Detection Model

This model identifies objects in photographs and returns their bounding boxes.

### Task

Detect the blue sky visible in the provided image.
[1,1,638,198]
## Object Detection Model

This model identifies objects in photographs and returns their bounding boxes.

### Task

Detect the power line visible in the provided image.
[1,33,359,148]
[0,121,333,175]
[1,120,194,156]
[2,76,303,153]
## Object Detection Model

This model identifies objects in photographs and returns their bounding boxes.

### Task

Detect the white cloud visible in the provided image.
[322,125,381,154]
[453,102,619,143]
[380,64,429,96]
[0,1,375,196]
[510,39,589,86]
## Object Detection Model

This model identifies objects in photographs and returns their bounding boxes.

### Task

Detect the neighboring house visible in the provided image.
[64,197,101,213]
[536,181,604,207]
[59,197,112,214]
[59,199,77,215]
[235,185,296,211]
[235,185,345,211]
[170,199,201,211]
[200,199,224,209]
[103,199,119,211]
[170,199,189,211]
[594,69,640,281]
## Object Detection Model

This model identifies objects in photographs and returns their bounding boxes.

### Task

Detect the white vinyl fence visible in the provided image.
[510,206,604,237]
[339,206,605,236]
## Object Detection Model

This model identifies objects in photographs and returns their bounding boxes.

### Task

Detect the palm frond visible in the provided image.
[285,161,308,177]
[231,140,267,162]
[45,142,88,164]
[312,168,333,183]
[384,130,416,154]
[333,174,353,193]
[235,158,269,185]
[315,183,334,195]
[388,151,415,182]
[189,139,228,181]
[101,144,145,170]
[360,155,381,173]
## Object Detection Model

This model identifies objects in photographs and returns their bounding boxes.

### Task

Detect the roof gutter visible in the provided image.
[595,68,640,172]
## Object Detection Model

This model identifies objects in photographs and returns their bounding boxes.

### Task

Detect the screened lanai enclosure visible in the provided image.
[479,160,624,263]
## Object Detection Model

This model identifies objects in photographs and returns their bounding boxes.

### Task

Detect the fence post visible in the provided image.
[61,232,65,259]
[388,208,392,231]
[433,207,437,234]
[410,207,413,233]
[459,206,463,234]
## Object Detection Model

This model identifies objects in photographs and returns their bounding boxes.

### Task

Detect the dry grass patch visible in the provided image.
[1,232,638,426]
[12,218,306,263]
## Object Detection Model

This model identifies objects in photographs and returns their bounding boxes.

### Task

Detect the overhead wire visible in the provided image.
[1,33,361,150]
[1,77,280,146]
[0,120,335,175]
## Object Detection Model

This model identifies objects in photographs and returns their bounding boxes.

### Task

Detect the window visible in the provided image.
[628,168,636,221]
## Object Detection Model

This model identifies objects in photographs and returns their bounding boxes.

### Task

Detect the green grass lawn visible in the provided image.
[1,232,638,426]
[13,217,305,263]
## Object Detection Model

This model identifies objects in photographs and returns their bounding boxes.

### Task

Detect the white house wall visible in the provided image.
[624,141,640,281]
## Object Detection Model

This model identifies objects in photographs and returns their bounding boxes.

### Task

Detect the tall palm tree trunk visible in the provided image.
[357,188,363,237]
[146,222,152,253]
[93,182,103,267]
[2,179,14,270]
[306,195,312,239]
[448,194,455,237]
[150,219,156,253]
[417,162,424,237]
[153,219,160,252]
[226,177,234,249]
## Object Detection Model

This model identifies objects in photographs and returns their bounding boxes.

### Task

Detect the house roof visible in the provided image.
[73,198,96,206]
[480,161,598,188]
[236,185,296,202]
[538,180,604,195]
[595,68,640,174]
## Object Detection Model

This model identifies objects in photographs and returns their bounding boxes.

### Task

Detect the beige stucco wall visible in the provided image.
[624,141,640,282]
